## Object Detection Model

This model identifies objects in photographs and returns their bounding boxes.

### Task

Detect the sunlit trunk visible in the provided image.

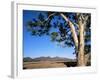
[60,13,78,49]
[78,20,85,66]
[60,13,86,66]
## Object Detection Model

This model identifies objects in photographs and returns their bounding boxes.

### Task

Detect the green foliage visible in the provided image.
[51,32,58,41]
[26,11,91,54]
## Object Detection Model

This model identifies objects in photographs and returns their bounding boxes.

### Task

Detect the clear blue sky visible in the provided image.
[23,10,76,59]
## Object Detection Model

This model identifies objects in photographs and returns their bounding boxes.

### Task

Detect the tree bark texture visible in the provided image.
[78,20,85,66]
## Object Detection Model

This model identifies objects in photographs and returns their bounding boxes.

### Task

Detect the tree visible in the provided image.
[26,11,91,66]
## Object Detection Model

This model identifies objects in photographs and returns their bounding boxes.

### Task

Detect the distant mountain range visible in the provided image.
[23,56,76,62]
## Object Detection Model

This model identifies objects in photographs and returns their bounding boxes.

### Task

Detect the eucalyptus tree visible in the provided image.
[26,11,91,66]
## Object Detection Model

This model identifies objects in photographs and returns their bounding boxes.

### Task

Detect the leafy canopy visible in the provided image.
[26,11,91,54]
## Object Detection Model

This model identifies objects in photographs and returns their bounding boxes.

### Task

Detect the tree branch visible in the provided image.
[45,13,56,21]
[37,13,56,25]
[60,13,79,48]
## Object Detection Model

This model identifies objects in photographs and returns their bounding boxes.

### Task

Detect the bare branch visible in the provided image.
[44,13,56,22]
[37,13,56,25]
[60,13,78,48]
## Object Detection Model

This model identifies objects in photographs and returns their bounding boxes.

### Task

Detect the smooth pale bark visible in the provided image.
[60,13,78,49]
[60,13,86,66]
[78,20,85,66]
[60,13,79,66]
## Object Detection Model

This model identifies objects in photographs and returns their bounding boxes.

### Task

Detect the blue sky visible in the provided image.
[23,10,76,59]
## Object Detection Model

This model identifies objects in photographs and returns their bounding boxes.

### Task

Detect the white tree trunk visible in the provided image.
[60,13,78,49]
[78,20,85,66]
[60,13,86,66]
